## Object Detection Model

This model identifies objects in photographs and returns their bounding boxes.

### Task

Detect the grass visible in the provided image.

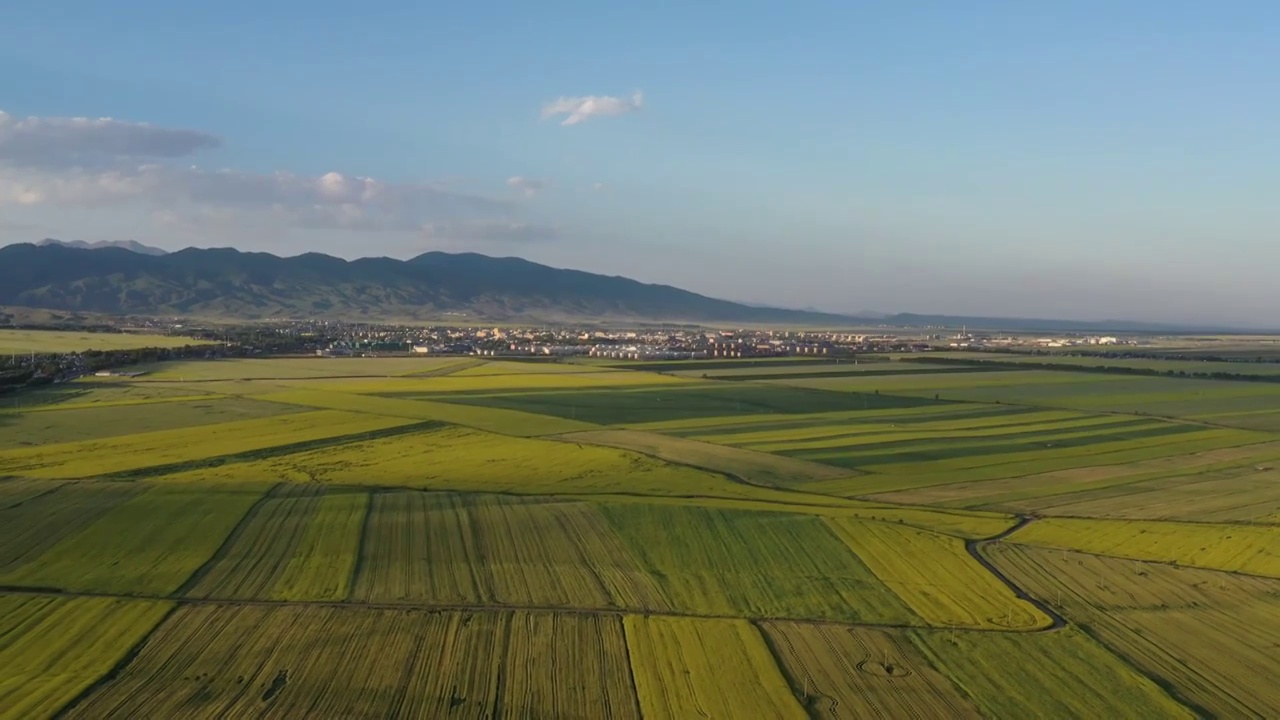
[990,544,1280,718]
[0,328,207,353]
[824,519,1049,629]
[760,622,981,719]
[624,616,806,720]
[908,627,1194,718]
[185,485,367,601]
[1009,517,1280,578]
[0,409,413,479]
[0,484,263,594]
[0,595,173,720]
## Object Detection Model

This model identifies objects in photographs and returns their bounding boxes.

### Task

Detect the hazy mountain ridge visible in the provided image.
[37,238,169,256]
[0,243,857,324]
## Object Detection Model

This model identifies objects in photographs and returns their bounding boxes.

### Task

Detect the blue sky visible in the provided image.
[2,2,1278,325]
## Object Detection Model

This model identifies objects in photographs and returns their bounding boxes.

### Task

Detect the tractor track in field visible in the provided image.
[0,584,1064,636]
[965,516,1067,631]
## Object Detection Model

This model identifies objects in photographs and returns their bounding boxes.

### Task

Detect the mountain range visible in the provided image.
[36,238,169,256]
[0,242,860,324]
[0,242,1230,331]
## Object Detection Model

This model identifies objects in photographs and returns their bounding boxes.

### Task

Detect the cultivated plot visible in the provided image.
[599,504,918,624]
[0,396,304,450]
[908,627,1194,718]
[624,616,806,720]
[350,492,669,610]
[989,544,1280,718]
[0,484,263,594]
[436,383,943,425]
[185,485,367,601]
[65,605,640,719]
[0,328,206,354]
[760,622,980,719]
[1009,517,1280,578]
[824,519,1048,629]
[0,410,413,480]
[0,595,172,720]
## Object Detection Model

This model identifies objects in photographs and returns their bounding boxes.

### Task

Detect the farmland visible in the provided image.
[0,328,207,353]
[3,352,1278,717]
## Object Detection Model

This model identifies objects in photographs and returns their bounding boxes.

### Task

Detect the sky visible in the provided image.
[2,2,1278,326]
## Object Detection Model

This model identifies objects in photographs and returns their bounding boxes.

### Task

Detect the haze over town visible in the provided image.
[2,2,1278,326]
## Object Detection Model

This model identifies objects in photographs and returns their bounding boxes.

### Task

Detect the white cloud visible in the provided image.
[506,176,546,197]
[0,109,220,168]
[541,91,643,126]
[0,164,514,233]
[0,109,560,243]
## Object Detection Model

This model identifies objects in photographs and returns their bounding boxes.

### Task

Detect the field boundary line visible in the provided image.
[1003,536,1280,582]
[0,586,1066,635]
[0,480,70,511]
[345,488,380,601]
[51,602,182,719]
[90,420,444,482]
[173,483,281,597]
[750,619,821,720]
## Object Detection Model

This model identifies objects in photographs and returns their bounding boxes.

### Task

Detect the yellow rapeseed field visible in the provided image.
[1010,517,1280,578]
[825,519,1050,629]
[0,595,172,720]
[624,616,807,720]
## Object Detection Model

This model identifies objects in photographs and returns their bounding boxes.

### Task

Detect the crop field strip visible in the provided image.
[0,396,307,450]
[0,482,143,574]
[824,519,1049,629]
[988,544,1280,717]
[759,621,981,719]
[430,382,947,425]
[906,626,1195,718]
[351,492,670,610]
[1008,516,1280,577]
[557,428,856,487]
[0,328,208,353]
[0,484,264,595]
[1011,466,1280,523]
[184,484,367,601]
[624,616,807,719]
[0,409,417,480]
[867,439,1280,510]
[0,595,173,720]
[598,503,920,624]
[61,605,642,719]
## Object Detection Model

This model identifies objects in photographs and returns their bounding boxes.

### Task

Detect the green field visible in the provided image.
[2,353,1275,717]
[0,328,209,354]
